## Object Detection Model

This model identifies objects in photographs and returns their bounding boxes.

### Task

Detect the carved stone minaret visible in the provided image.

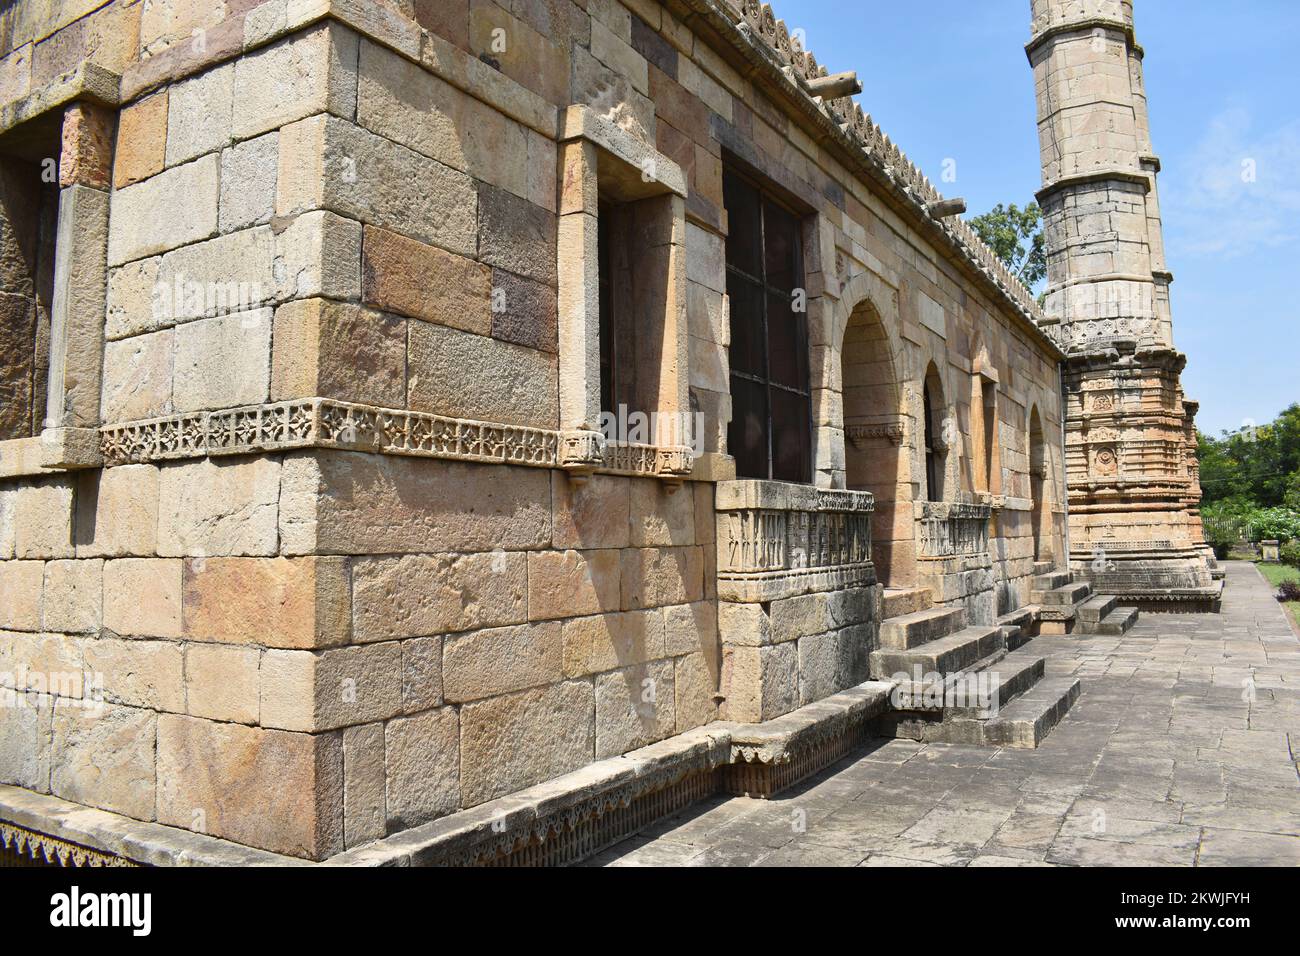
[1027,0,1221,609]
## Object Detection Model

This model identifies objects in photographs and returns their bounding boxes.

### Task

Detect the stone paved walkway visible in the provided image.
[589,562,1300,866]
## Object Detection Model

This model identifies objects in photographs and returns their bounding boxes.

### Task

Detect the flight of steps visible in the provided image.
[1027,562,1138,636]
[870,587,1079,748]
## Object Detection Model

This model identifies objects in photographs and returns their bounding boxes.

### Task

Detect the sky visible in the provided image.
[779,1,1297,436]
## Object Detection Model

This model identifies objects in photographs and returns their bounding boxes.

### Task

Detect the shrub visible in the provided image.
[1281,541,1300,569]
[1247,507,1300,543]
[1278,579,1300,602]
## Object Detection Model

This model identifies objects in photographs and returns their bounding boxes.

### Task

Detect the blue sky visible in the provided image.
[781,1,1297,436]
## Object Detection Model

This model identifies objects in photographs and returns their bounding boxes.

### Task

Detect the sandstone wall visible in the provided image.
[0,0,1068,859]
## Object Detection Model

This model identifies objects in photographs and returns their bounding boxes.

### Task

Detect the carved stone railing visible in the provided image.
[916,500,992,560]
[715,480,875,602]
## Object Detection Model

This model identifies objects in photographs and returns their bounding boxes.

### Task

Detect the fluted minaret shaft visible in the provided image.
[1028,0,1172,352]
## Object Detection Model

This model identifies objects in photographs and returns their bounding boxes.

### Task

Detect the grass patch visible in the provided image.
[1255,563,1300,588]
[1254,562,1300,630]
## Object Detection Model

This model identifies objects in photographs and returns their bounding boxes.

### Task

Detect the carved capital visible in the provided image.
[560,429,605,475]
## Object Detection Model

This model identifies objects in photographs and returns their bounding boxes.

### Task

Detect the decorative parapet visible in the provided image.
[715,479,875,602]
[98,399,694,481]
[709,0,1048,335]
[916,499,992,560]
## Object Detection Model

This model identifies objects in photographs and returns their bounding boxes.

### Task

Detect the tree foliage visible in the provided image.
[969,202,1046,288]
[1197,403,1300,510]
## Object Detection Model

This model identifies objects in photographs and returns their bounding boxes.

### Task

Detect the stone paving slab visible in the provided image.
[587,563,1300,867]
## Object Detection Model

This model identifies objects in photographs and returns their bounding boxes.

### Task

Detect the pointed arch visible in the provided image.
[1028,403,1052,562]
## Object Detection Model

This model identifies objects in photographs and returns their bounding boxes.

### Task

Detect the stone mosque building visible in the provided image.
[0,0,1219,865]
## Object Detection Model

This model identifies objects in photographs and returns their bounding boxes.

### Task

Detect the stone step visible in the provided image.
[944,652,1046,719]
[1031,570,1072,591]
[878,605,966,650]
[1031,561,1055,576]
[881,587,933,619]
[981,677,1080,748]
[1031,581,1092,606]
[1077,605,1138,636]
[1076,593,1117,623]
[869,625,1004,681]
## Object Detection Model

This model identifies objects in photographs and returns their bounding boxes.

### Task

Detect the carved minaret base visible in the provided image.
[1029,0,1221,610]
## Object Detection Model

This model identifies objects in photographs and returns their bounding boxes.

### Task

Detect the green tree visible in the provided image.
[969,202,1046,288]
[1198,404,1300,508]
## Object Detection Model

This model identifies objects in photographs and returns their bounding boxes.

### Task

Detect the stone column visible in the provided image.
[555,138,605,475]
[42,101,114,467]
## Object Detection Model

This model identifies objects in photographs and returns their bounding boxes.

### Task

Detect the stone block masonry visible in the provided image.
[0,0,1173,866]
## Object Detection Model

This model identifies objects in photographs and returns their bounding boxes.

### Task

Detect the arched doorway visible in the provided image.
[1029,405,1051,563]
[841,301,911,586]
[922,362,948,503]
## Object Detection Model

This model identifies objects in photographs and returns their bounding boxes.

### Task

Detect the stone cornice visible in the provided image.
[1025,16,1137,61]
[1036,167,1151,204]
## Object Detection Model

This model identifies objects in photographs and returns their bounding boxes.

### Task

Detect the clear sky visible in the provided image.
[779,1,1297,436]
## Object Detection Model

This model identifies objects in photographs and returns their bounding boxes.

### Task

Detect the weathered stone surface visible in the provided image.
[460,680,594,805]
[165,62,233,167]
[172,309,272,412]
[100,329,173,421]
[674,650,720,731]
[105,257,161,340]
[0,690,53,791]
[797,630,841,706]
[407,321,558,429]
[155,713,344,860]
[78,465,160,558]
[12,480,74,560]
[108,154,218,265]
[41,558,102,633]
[620,546,704,610]
[720,642,798,722]
[343,721,386,847]
[184,643,260,724]
[770,592,832,642]
[595,659,675,758]
[718,600,773,647]
[113,90,168,189]
[443,622,562,703]
[0,293,36,442]
[278,113,478,257]
[630,477,696,546]
[50,192,108,429]
[158,458,281,557]
[490,268,557,353]
[401,635,443,714]
[182,556,351,649]
[384,706,459,830]
[527,549,621,621]
[59,101,115,190]
[219,131,278,232]
[561,608,666,677]
[477,181,557,285]
[0,561,44,630]
[281,452,552,556]
[552,473,631,550]
[260,642,403,732]
[664,600,718,657]
[81,637,184,712]
[232,22,359,140]
[271,298,405,407]
[361,224,491,334]
[103,559,182,639]
[147,211,361,327]
[50,699,156,820]
[351,551,527,642]
[357,38,532,200]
